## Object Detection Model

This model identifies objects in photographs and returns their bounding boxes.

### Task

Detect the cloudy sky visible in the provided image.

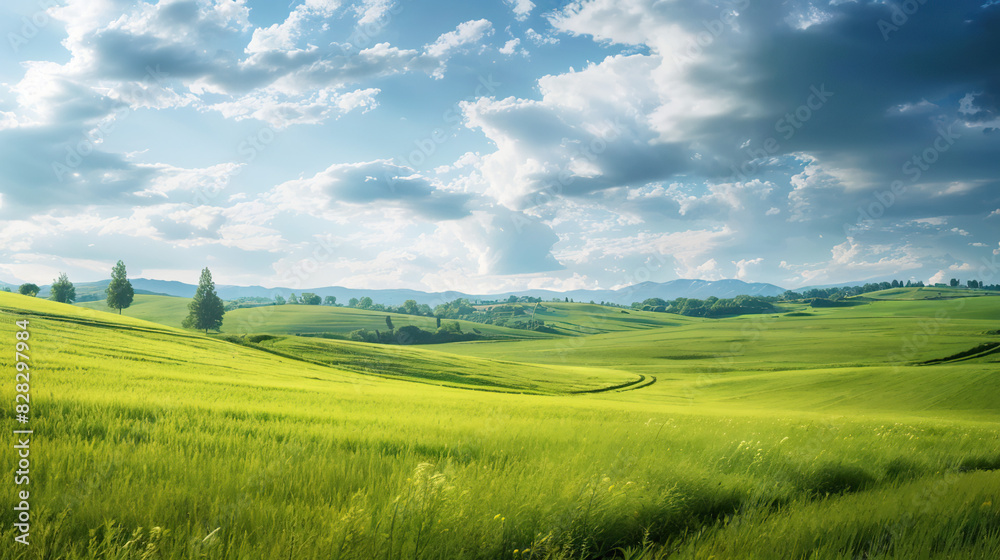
[1,0,998,293]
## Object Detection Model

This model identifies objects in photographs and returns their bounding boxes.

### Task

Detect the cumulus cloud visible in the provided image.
[504,0,535,21]
[354,0,395,25]
[499,38,526,56]
[443,207,563,275]
[271,160,473,220]
[459,0,1000,222]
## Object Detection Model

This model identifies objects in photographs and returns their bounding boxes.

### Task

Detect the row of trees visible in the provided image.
[632,295,779,317]
[7,261,224,334]
[9,273,79,303]
[949,279,998,289]
[782,280,923,301]
[6,261,136,310]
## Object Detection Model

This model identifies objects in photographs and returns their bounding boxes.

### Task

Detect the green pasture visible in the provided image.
[1,290,998,559]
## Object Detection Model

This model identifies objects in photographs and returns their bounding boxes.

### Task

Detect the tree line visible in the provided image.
[6,262,226,334]
[631,295,779,317]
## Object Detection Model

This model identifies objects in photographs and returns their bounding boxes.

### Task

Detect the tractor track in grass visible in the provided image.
[919,342,1000,365]
[1,306,656,397]
[570,374,654,394]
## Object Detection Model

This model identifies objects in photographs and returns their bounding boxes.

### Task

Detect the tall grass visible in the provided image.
[1,293,998,558]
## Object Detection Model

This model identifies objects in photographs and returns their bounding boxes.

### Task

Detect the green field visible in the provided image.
[79,295,559,339]
[3,288,999,559]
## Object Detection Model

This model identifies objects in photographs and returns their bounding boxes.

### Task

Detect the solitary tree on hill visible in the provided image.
[49,273,76,303]
[183,268,226,334]
[106,260,134,314]
[18,283,40,297]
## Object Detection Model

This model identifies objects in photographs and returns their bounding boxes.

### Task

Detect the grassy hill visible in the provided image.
[77,293,192,328]
[861,286,1000,300]
[2,291,999,559]
[78,295,561,340]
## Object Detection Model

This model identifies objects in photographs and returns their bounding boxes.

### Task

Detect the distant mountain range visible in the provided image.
[10,277,787,306]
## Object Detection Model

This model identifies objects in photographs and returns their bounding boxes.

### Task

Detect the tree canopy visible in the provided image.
[18,283,40,297]
[182,268,226,333]
[49,273,76,303]
[105,260,134,314]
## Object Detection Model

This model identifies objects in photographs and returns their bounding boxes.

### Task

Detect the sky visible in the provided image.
[0,0,998,293]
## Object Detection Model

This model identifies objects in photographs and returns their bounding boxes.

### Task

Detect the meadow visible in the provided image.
[79,295,559,339]
[1,288,998,559]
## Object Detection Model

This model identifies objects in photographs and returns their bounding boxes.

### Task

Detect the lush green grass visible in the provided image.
[78,294,192,328]
[531,303,699,335]
[233,334,637,394]
[862,286,1000,301]
[222,301,561,340]
[438,297,1000,374]
[2,291,999,559]
[78,295,562,340]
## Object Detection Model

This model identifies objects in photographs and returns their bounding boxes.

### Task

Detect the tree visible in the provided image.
[385,315,394,330]
[274,294,285,305]
[358,296,373,310]
[950,278,960,287]
[48,272,76,304]
[403,299,418,315]
[1,287,10,292]
[324,296,337,306]
[105,260,134,314]
[182,268,226,334]
[18,283,40,297]
[301,293,322,305]
[348,297,359,308]
[288,293,299,304]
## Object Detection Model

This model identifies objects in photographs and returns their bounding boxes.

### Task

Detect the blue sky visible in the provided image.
[1,0,998,293]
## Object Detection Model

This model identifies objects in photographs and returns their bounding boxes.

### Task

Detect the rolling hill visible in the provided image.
[2,290,999,559]
[59,277,785,306]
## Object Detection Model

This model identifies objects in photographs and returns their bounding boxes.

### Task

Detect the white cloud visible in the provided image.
[504,0,535,21]
[525,28,558,45]
[354,0,394,25]
[499,38,525,56]
[424,19,494,59]
[271,160,473,220]
[206,87,380,127]
[246,0,340,54]
[732,257,763,279]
